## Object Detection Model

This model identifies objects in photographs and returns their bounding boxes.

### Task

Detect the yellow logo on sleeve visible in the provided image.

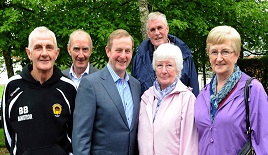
[52,103,62,117]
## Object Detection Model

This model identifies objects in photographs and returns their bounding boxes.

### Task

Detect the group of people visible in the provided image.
[1,11,267,155]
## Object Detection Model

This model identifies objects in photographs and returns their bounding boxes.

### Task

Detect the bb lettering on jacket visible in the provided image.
[18,106,33,122]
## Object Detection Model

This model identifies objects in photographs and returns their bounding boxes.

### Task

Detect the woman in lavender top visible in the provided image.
[195,25,268,154]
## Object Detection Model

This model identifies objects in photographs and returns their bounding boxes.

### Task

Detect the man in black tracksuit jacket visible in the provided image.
[1,26,76,155]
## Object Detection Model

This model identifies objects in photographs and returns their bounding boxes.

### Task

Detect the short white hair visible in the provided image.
[28,26,57,50]
[146,12,168,32]
[152,43,183,78]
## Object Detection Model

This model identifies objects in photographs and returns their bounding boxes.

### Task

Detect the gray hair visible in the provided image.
[68,29,93,51]
[146,11,168,32]
[152,43,183,78]
[28,26,57,50]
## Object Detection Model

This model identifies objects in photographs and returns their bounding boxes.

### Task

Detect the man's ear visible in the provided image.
[105,46,110,58]
[67,45,72,56]
[55,48,60,60]
[88,50,92,57]
[26,47,32,60]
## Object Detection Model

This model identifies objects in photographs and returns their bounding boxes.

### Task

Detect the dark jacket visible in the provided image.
[1,64,76,155]
[131,34,199,96]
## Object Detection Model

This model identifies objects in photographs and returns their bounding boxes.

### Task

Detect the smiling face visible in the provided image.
[26,32,59,74]
[147,18,169,48]
[68,32,92,75]
[106,36,133,78]
[208,40,239,78]
[155,59,178,90]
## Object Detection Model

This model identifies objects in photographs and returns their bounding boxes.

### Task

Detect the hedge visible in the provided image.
[238,56,268,94]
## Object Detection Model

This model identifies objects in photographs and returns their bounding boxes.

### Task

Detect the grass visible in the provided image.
[0,86,9,154]
[0,85,4,99]
[0,129,8,155]
[0,129,5,148]
[0,85,5,148]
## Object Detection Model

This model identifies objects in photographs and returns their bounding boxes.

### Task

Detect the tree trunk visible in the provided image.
[3,48,14,78]
[138,0,149,40]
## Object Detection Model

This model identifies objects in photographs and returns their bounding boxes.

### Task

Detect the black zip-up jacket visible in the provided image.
[1,64,76,155]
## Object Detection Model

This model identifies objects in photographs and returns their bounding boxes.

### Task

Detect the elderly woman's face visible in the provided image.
[208,40,239,78]
[155,58,178,90]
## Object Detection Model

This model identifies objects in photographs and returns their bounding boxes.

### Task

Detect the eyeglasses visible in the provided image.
[209,50,235,57]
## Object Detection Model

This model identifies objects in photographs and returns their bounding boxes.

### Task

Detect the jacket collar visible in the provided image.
[141,80,191,105]
[200,72,250,110]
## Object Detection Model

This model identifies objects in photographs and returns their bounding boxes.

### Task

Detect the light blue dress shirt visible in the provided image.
[69,63,90,88]
[107,63,134,128]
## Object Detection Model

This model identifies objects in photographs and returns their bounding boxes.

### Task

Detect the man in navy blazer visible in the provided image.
[72,29,141,155]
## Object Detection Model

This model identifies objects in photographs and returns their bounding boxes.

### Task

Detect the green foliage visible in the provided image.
[0,0,267,77]
[146,0,268,72]
[0,0,141,70]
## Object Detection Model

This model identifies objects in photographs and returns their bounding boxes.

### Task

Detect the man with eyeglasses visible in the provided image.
[63,29,98,88]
